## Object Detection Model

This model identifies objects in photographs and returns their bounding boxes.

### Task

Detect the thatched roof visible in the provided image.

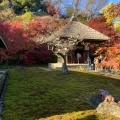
[46,20,110,43]
[0,36,8,49]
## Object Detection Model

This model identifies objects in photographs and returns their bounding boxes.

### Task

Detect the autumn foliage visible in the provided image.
[0,20,52,65]
[86,16,120,46]
[0,21,31,57]
[96,44,120,70]
[86,16,120,70]
[27,18,47,38]
[46,5,60,17]
[21,44,52,65]
[0,11,69,65]
[0,1,120,70]
[101,2,120,32]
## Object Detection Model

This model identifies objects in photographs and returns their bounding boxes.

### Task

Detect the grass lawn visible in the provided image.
[2,67,120,120]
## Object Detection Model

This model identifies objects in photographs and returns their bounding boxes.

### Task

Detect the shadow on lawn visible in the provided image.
[38,70,120,118]
[3,67,120,120]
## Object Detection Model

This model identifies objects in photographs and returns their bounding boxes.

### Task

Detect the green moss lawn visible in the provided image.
[2,67,120,120]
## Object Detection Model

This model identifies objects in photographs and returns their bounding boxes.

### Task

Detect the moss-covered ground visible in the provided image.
[2,67,120,120]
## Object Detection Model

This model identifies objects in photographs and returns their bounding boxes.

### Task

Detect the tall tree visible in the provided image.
[82,0,108,21]
[11,0,47,14]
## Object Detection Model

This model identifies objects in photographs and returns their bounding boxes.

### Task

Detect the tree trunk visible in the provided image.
[57,53,68,74]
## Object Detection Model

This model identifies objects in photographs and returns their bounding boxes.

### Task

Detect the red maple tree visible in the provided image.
[86,16,120,47]
[0,20,52,65]
[46,5,60,18]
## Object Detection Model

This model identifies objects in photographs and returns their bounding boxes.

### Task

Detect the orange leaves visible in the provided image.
[95,47,107,54]
[101,44,120,70]
[108,44,120,56]
[94,43,120,70]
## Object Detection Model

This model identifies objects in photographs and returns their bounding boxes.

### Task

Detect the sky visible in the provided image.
[107,0,120,4]
[59,0,120,15]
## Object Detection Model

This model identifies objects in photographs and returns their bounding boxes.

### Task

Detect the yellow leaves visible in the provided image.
[106,15,114,24]
[13,12,34,22]
[101,2,120,31]
[101,3,114,24]
[13,16,22,22]
[21,12,34,22]
[0,8,15,21]
[101,2,113,13]
[117,14,120,19]
[0,0,9,8]
[0,1,15,21]
[114,22,120,32]
[102,15,113,24]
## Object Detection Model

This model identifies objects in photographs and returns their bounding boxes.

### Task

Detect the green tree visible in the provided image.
[0,0,15,21]
[11,0,47,14]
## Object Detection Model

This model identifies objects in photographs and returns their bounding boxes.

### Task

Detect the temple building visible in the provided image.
[46,16,110,65]
[0,36,8,49]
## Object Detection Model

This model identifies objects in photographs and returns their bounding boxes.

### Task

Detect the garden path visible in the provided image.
[0,70,9,120]
[39,67,51,71]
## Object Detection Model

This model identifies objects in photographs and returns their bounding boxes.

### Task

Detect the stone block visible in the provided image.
[48,63,62,69]
[96,102,120,118]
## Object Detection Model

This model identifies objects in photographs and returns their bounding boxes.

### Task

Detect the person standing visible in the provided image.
[87,57,92,70]
[77,52,82,64]
[99,54,103,71]
[94,57,99,72]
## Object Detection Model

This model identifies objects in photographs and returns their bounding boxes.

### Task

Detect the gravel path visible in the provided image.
[0,70,9,120]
